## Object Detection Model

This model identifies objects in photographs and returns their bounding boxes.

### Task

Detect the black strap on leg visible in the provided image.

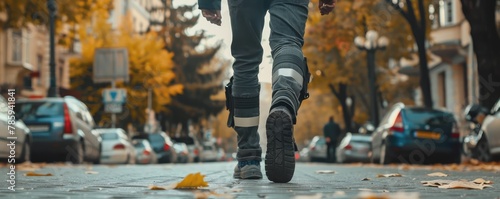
[299,57,310,107]
[225,76,235,128]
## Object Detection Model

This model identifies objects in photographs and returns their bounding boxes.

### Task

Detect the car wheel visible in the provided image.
[18,139,31,163]
[70,143,84,164]
[473,136,491,162]
[379,142,394,165]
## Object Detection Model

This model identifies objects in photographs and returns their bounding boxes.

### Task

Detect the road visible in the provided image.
[0,162,499,199]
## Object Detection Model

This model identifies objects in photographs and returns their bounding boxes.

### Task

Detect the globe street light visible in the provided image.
[354,30,389,126]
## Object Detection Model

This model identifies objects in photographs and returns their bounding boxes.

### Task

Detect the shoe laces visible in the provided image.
[238,160,260,168]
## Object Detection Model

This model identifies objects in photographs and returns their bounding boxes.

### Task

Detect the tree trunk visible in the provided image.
[329,83,353,134]
[461,0,500,110]
[415,32,434,108]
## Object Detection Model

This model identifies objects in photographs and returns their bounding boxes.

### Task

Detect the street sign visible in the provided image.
[105,103,123,113]
[102,88,127,103]
[93,48,129,83]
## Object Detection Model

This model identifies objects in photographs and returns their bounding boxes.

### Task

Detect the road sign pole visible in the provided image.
[111,81,116,128]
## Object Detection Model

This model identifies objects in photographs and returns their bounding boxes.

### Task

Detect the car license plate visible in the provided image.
[28,125,49,132]
[415,131,441,140]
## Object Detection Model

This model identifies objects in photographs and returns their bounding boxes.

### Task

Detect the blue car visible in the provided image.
[371,103,461,165]
[15,96,101,164]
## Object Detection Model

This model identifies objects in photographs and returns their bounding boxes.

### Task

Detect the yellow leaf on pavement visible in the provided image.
[427,172,448,177]
[175,172,209,189]
[85,171,99,175]
[421,179,454,187]
[472,178,493,185]
[24,172,53,176]
[438,181,492,190]
[315,170,336,174]
[377,173,402,178]
[357,191,420,199]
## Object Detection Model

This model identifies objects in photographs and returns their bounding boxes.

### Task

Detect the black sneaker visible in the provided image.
[265,106,295,183]
[233,160,262,179]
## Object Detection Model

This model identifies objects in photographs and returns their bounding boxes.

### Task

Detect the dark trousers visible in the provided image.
[228,0,310,162]
[326,143,336,163]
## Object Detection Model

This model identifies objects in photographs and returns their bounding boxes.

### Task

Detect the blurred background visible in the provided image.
[0,0,499,166]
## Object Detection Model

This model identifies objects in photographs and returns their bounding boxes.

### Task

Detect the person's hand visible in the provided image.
[319,0,337,15]
[201,9,222,26]
[325,137,331,143]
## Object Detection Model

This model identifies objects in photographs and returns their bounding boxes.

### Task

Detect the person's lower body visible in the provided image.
[327,144,336,163]
[227,0,310,182]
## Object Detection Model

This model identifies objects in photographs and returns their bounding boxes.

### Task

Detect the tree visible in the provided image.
[146,0,227,136]
[460,0,500,110]
[70,12,182,128]
[0,0,113,48]
[385,0,433,108]
[305,0,417,132]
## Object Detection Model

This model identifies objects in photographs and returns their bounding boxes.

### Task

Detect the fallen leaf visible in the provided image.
[315,170,336,174]
[293,193,322,199]
[362,178,371,181]
[438,181,491,190]
[24,172,53,176]
[472,178,493,185]
[333,191,346,196]
[421,179,454,187]
[85,171,99,175]
[149,185,167,190]
[357,191,419,199]
[175,172,209,189]
[377,173,402,178]
[427,172,448,177]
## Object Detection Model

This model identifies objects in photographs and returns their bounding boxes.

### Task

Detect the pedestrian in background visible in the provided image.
[199,0,336,183]
[323,116,341,163]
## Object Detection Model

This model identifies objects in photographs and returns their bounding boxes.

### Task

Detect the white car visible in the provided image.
[98,128,136,164]
[0,95,31,163]
[200,142,218,162]
[133,139,158,164]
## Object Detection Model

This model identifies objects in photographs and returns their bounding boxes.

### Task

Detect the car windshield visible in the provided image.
[133,140,145,148]
[15,101,64,119]
[350,135,372,143]
[100,132,119,140]
[203,145,213,150]
[172,137,195,145]
[148,133,165,146]
[404,108,455,125]
[174,144,185,151]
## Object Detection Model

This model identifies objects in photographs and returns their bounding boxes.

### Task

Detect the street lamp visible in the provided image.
[354,30,389,126]
[47,0,58,97]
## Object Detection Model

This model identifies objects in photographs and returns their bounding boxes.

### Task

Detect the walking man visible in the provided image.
[323,116,341,163]
[199,0,336,183]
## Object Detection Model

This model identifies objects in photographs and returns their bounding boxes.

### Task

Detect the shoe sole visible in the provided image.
[265,109,295,183]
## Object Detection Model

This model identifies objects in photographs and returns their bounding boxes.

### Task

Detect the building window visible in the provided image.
[439,0,454,26]
[12,31,23,63]
[37,55,43,86]
[437,71,447,108]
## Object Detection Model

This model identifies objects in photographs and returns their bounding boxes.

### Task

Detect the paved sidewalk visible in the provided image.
[0,162,499,198]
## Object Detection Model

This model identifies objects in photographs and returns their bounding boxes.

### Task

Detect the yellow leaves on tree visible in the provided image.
[71,12,182,125]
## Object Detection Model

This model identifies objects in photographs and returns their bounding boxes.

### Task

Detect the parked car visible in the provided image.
[173,142,190,163]
[371,103,461,165]
[216,147,227,162]
[307,136,328,162]
[200,142,218,162]
[463,98,500,162]
[97,128,136,164]
[147,132,177,163]
[172,136,202,162]
[0,95,31,163]
[336,132,372,163]
[133,139,158,164]
[15,96,101,164]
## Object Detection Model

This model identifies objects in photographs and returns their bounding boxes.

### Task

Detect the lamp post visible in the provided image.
[354,30,389,126]
[47,0,58,97]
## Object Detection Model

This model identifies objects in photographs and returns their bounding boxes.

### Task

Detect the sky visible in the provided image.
[175,0,273,83]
